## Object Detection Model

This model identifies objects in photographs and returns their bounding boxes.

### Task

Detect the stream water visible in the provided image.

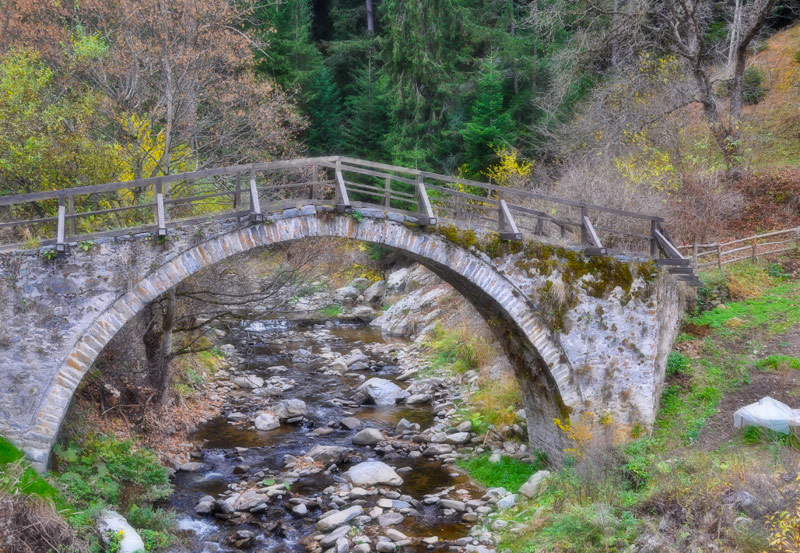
[168,322,484,553]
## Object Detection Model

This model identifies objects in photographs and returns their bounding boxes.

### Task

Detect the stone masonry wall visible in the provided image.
[0,206,682,470]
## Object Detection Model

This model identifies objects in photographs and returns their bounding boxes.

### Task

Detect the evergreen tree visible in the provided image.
[253,0,323,91]
[343,55,390,159]
[460,58,516,176]
[305,66,345,152]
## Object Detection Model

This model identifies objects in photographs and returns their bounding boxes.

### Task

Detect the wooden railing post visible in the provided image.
[498,199,522,241]
[56,193,68,255]
[233,172,242,209]
[311,163,319,200]
[751,237,758,262]
[384,176,391,207]
[67,195,76,237]
[717,243,722,269]
[249,168,263,222]
[650,219,658,257]
[580,205,589,246]
[154,182,167,237]
[416,175,436,227]
[692,241,698,270]
[334,159,351,213]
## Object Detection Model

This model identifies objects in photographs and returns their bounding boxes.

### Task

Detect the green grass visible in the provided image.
[318,304,343,318]
[755,354,800,371]
[0,436,64,507]
[425,322,482,374]
[457,453,546,492]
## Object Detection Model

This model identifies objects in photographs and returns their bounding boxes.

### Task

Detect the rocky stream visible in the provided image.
[166,321,527,553]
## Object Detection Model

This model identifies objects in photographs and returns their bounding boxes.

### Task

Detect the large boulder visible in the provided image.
[346,461,403,487]
[254,412,280,431]
[274,399,308,420]
[363,280,386,304]
[355,378,408,406]
[96,510,145,553]
[386,268,410,292]
[308,445,351,465]
[519,470,551,499]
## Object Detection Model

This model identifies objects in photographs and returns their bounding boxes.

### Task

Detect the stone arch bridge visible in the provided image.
[0,156,691,470]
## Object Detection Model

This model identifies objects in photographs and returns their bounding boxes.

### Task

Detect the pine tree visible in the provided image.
[342,55,390,159]
[305,66,345,153]
[460,58,516,176]
[253,0,323,91]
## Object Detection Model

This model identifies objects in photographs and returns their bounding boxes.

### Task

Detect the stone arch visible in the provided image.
[23,212,579,468]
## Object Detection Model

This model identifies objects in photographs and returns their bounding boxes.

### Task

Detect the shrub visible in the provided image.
[742,66,767,105]
[53,435,172,510]
[756,354,800,372]
[666,352,689,376]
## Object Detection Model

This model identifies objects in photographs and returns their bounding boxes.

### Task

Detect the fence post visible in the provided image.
[717,244,722,269]
[56,194,68,255]
[580,205,589,246]
[751,237,757,262]
[249,168,263,222]
[234,172,242,209]
[154,181,167,237]
[334,159,351,213]
[650,219,658,257]
[311,163,319,200]
[498,199,522,241]
[692,241,698,270]
[67,195,76,237]
[384,177,391,207]
[416,175,436,227]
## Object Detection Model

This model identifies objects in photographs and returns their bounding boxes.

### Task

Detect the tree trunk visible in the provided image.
[142,289,176,406]
[366,0,374,34]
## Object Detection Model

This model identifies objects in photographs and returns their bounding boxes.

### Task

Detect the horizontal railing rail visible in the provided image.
[678,226,800,269]
[0,154,693,283]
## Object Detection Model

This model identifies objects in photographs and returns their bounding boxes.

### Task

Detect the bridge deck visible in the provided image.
[0,156,698,285]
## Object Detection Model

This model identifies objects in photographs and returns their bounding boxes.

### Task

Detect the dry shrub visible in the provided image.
[667,172,744,244]
[469,375,521,429]
[549,159,667,251]
[0,469,86,553]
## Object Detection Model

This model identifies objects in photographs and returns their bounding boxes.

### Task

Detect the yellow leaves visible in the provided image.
[765,475,800,552]
[115,113,190,183]
[614,130,677,192]
[483,147,533,188]
[554,413,595,458]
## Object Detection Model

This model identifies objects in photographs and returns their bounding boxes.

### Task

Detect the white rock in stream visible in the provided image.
[355,378,408,406]
[254,412,280,431]
[96,510,145,553]
[233,375,264,389]
[352,428,383,445]
[274,399,308,420]
[346,461,403,487]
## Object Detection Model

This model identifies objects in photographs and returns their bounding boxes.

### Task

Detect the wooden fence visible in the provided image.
[678,226,800,269]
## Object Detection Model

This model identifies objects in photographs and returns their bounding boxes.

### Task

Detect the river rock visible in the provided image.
[308,445,351,465]
[352,428,383,445]
[340,417,363,430]
[335,286,361,304]
[96,510,145,553]
[274,398,308,420]
[355,378,408,406]
[386,529,407,542]
[331,359,349,373]
[423,444,453,456]
[254,412,280,431]
[396,419,419,433]
[316,505,364,532]
[292,503,308,517]
[439,499,466,511]
[320,525,350,547]
[376,541,396,553]
[233,375,264,389]
[363,280,386,304]
[445,432,471,444]
[496,494,517,510]
[519,470,551,499]
[230,489,268,511]
[405,394,430,405]
[378,512,404,526]
[229,530,256,549]
[346,461,403,487]
[386,268,409,292]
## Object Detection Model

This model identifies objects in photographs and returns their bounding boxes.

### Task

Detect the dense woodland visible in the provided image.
[3,0,800,244]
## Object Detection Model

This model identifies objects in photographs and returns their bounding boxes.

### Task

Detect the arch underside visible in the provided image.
[22,210,578,468]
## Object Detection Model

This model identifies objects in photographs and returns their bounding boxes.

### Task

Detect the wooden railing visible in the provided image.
[0,156,693,282]
[678,227,800,269]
